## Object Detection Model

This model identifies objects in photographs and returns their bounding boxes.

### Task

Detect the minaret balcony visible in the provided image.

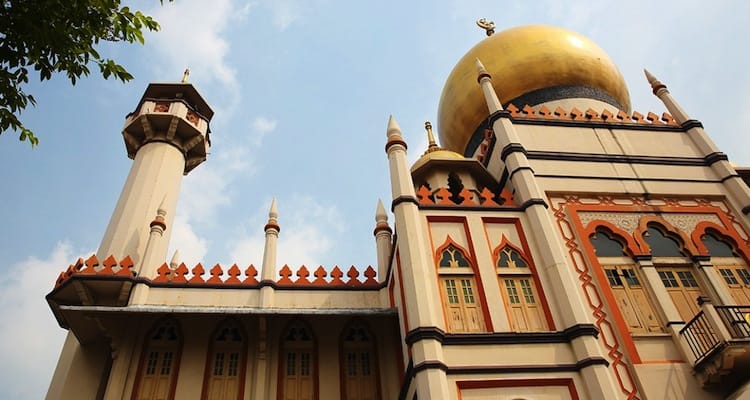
[122,83,213,174]
[678,298,750,389]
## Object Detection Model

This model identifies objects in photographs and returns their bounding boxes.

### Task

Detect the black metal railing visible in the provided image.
[680,311,721,363]
[715,305,750,339]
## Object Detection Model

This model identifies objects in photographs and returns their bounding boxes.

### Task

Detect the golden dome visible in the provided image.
[437,25,631,154]
[411,148,465,172]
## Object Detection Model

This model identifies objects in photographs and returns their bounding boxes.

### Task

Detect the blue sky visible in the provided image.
[0,1,748,398]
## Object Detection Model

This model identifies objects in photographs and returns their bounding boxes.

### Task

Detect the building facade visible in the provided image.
[45,24,750,399]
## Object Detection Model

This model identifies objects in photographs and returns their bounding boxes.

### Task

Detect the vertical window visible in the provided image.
[202,320,246,400]
[702,233,750,304]
[341,322,380,400]
[280,321,315,400]
[645,224,706,322]
[496,244,547,331]
[134,320,181,400]
[591,229,662,333]
[436,243,486,332]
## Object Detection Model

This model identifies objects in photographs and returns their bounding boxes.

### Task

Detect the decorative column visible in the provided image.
[645,70,750,216]
[260,198,279,307]
[385,115,451,399]
[373,199,393,280]
[477,58,622,399]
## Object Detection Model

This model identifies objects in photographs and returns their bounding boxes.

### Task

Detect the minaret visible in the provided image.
[373,199,392,279]
[385,115,451,399]
[260,197,279,305]
[47,80,213,400]
[645,69,750,216]
[97,80,213,272]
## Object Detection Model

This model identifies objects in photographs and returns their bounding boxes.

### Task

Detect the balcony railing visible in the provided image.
[679,310,722,364]
[715,305,750,338]
[679,299,750,367]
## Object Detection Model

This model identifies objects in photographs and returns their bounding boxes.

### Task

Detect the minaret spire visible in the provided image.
[373,199,392,279]
[261,197,280,282]
[643,68,690,123]
[476,57,502,113]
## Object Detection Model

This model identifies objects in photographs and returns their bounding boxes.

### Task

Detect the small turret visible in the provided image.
[373,199,392,279]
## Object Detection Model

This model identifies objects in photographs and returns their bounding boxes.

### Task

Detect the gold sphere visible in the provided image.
[437,25,631,154]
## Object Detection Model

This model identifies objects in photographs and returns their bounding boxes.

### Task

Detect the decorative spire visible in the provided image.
[387,114,402,139]
[264,197,280,233]
[181,68,190,83]
[375,199,388,223]
[475,58,491,82]
[643,69,666,95]
[644,68,691,123]
[422,121,442,155]
[476,56,502,113]
[476,18,495,36]
[170,250,180,269]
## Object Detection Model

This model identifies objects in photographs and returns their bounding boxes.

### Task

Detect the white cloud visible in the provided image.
[168,216,208,267]
[251,116,278,146]
[148,0,238,87]
[0,243,84,399]
[267,0,303,31]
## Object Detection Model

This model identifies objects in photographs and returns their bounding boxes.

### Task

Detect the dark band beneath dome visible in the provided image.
[463,85,626,157]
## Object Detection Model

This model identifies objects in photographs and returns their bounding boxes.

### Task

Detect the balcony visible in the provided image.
[679,297,750,389]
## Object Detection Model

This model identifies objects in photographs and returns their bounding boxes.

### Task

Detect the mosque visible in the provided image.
[44,22,750,399]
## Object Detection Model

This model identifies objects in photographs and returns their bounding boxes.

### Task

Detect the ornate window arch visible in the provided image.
[588,227,663,334]
[494,237,548,331]
[643,222,707,322]
[201,319,247,400]
[435,237,487,332]
[701,230,750,304]
[132,318,182,400]
[278,320,316,400]
[339,321,381,400]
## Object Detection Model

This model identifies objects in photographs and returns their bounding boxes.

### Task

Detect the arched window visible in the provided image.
[646,225,706,321]
[340,322,380,400]
[590,229,662,333]
[644,226,685,257]
[133,319,182,400]
[202,320,247,400]
[495,243,546,331]
[279,321,316,400]
[436,241,486,332]
[703,233,750,304]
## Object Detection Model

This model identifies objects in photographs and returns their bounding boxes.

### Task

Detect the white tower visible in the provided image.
[46,81,214,400]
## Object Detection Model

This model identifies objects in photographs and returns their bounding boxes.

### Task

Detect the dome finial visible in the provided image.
[476,18,495,36]
[181,68,190,83]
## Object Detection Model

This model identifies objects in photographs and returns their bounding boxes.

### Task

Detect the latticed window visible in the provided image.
[703,233,750,304]
[134,320,181,400]
[202,320,245,400]
[341,322,380,400]
[495,243,547,332]
[281,321,315,400]
[591,228,663,334]
[436,241,486,332]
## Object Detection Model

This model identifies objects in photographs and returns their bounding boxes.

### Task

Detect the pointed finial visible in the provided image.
[269,197,278,220]
[644,68,667,95]
[181,68,190,83]
[170,250,180,269]
[476,18,495,36]
[375,199,388,223]
[387,114,402,138]
[425,121,438,148]
[476,57,491,83]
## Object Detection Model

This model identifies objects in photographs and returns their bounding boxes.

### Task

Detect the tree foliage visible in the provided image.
[0,1,167,147]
